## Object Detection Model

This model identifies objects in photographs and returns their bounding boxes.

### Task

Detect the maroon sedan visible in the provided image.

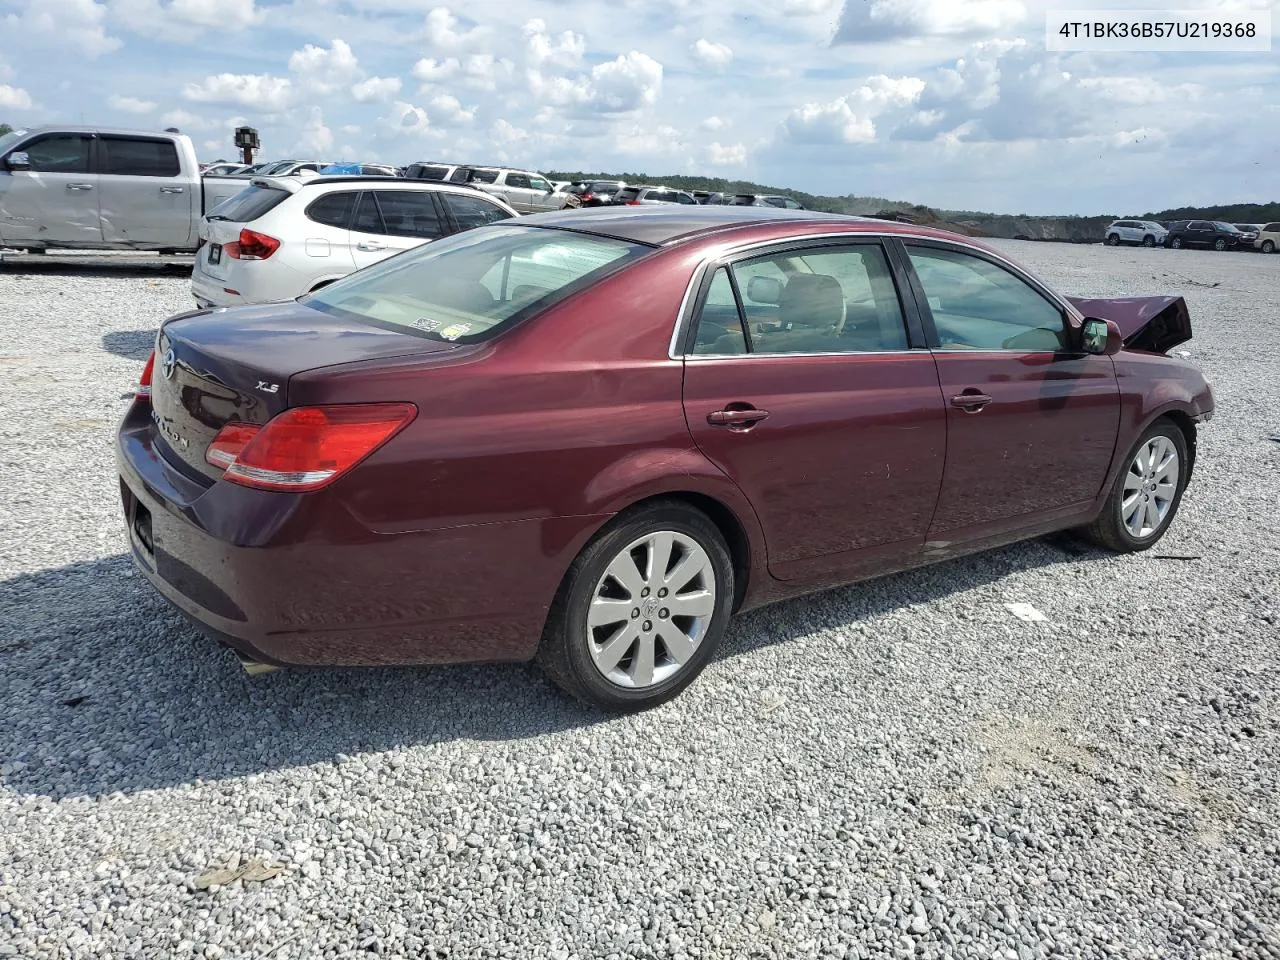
[118,207,1213,710]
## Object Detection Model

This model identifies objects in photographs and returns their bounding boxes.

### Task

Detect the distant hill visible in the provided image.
[545,169,1280,240]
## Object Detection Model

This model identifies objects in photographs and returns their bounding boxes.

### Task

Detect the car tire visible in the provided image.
[1170,237,1183,249]
[1263,240,1275,254]
[1106,233,1120,246]
[1142,235,1156,247]
[537,500,734,712]
[1214,238,1228,251]
[1077,419,1189,554]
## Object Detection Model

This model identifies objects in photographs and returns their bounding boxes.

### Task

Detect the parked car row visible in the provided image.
[1106,218,1279,252]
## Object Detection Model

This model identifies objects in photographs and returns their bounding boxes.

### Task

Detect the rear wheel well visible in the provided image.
[1156,411,1197,477]
[606,493,752,612]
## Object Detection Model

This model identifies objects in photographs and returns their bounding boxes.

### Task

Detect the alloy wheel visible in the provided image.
[1264,240,1275,254]
[1120,436,1180,539]
[1171,238,1182,248]
[586,531,716,689]
[1215,239,1227,251]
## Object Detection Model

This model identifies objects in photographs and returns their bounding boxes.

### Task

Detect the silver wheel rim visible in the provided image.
[1121,436,1180,539]
[587,531,716,689]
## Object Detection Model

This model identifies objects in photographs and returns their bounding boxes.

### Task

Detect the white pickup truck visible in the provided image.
[0,125,249,253]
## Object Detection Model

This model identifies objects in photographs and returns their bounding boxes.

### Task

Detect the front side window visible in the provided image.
[23,134,93,174]
[905,245,1066,352]
[305,225,649,344]
[505,173,532,189]
[1265,223,1280,233]
[528,176,551,192]
[374,191,444,239]
[442,193,513,230]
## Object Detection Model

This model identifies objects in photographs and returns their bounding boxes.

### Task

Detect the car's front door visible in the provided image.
[680,240,948,582]
[0,132,101,246]
[526,175,557,212]
[898,241,1120,548]
[501,172,535,213]
[1188,221,1214,246]
[96,135,194,248]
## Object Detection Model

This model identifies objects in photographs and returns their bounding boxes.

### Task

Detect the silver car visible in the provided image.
[465,167,579,213]
[1104,219,1168,247]
[612,185,698,206]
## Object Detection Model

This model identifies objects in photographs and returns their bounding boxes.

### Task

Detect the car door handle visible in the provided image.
[159,186,184,194]
[66,183,94,191]
[708,407,769,427]
[357,241,386,251]
[950,392,993,412]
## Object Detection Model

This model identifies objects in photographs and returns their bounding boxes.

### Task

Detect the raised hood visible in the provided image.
[1066,295,1193,354]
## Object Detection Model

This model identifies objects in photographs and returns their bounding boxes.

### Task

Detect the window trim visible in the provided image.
[895,237,1078,354]
[668,231,1083,360]
[678,237,921,360]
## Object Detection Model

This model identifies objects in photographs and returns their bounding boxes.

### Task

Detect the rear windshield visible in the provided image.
[303,225,650,344]
[205,184,289,223]
[616,188,641,200]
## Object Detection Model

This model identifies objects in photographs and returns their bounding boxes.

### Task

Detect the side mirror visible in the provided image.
[6,151,30,171]
[1081,317,1123,356]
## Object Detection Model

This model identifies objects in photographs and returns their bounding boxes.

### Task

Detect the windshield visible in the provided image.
[258,161,293,175]
[0,129,29,155]
[1213,222,1238,232]
[303,225,651,344]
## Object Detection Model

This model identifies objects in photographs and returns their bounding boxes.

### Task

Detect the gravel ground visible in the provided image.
[1,242,1277,960]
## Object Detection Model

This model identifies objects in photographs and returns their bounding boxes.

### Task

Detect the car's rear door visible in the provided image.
[96,135,194,248]
[896,240,1120,550]
[0,132,101,245]
[680,239,947,583]
[348,190,446,269]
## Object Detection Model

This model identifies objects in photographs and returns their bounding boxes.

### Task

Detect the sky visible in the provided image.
[0,0,1276,214]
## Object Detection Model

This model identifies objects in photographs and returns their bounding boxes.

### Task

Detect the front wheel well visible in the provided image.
[1156,411,1197,478]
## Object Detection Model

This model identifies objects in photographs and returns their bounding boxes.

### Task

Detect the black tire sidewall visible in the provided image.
[1143,236,1155,247]
[1107,234,1120,246]
[556,505,734,710]
[1105,421,1190,551]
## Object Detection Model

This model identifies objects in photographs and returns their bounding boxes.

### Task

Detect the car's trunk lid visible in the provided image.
[1067,295,1193,354]
[149,302,459,482]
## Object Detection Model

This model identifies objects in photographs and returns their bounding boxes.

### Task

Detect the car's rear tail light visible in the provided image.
[204,421,261,469]
[581,192,594,201]
[207,403,417,492]
[136,350,155,401]
[225,228,280,260]
[625,200,641,206]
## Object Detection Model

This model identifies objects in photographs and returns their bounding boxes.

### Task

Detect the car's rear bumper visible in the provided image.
[116,400,602,668]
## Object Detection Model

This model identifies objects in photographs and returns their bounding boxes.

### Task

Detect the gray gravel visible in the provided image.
[1,243,1278,960]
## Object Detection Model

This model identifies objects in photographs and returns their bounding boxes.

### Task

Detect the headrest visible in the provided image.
[745,275,783,305]
[780,274,845,330]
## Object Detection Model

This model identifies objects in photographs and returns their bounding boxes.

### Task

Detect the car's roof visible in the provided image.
[14,124,191,138]
[520,205,897,246]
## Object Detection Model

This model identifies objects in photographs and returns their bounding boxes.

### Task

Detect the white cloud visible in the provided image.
[160,108,207,130]
[412,57,459,83]
[296,106,333,155]
[428,93,475,125]
[388,100,431,135]
[423,6,486,50]
[1078,76,1202,106]
[784,99,877,144]
[458,54,515,91]
[0,84,34,110]
[183,73,293,111]
[700,116,728,131]
[107,94,156,113]
[289,39,361,95]
[523,18,584,68]
[706,142,747,165]
[691,39,733,71]
[4,0,119,56]
[615,123,686,156]
[836,0,1026,42]
[112,0,261,40]
[351,76,403,103]
[492,118,528,145]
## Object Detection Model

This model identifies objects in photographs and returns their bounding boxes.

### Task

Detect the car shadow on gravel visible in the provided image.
[0,257,192,277]
[0,536,1103,799]
[102,330,159,361]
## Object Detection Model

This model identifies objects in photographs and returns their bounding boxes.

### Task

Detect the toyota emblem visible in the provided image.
[161,348,176,380]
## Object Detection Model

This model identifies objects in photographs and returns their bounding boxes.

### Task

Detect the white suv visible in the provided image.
[464,167,581,213]
[191,176,517,308]
[1104,219,1168,247]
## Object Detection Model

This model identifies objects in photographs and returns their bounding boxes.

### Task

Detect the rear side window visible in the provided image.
[100,137,180,177]
[23,134,93,174]
[692,268,747,355]
[374,191,444,239]
[207,184,289,223]
[443,193,514,230]
[306,191,357,229]
[414,164,448,179]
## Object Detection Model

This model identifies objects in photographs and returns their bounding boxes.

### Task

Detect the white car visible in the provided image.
[464,167,581,213]
[191,176,517,308]
[1104,219,1168,247]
